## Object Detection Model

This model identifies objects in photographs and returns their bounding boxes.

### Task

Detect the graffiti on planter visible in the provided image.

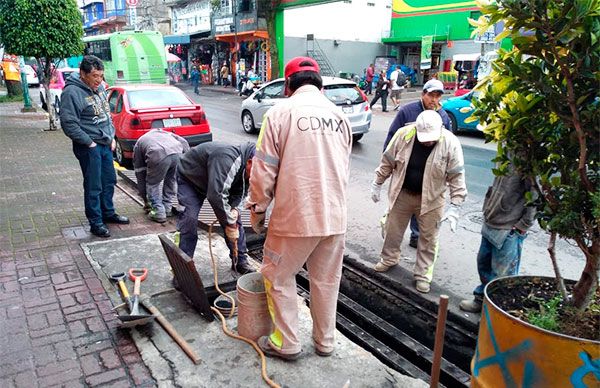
[569,351,600,387]
[473,304,535,387]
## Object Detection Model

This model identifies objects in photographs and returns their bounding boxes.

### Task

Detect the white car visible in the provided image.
[240,76,372,142]
[39,67,78,114]
[23,65,39,86]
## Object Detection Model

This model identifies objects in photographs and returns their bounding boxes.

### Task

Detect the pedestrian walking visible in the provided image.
[370,111,467,293]
[60,55,129,238]
[365,63,375,95]
[383,79,452,248]
[247,56,353,360]
[176,141,256,275]
[369,71,390,112]
[389,66,406,110]
[220,62,229,87]
[459,168,536,312]
[190,66,200,94]
[133,129,190,223]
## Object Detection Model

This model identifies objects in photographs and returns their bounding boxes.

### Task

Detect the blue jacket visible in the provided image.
[383,100,451,150]
[60,73,114,146]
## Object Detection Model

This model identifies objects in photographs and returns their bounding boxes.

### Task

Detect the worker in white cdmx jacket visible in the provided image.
[371,110,467,293]
[246,56,353,360]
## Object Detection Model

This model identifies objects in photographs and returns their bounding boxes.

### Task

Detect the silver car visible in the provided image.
[240,76,372,142]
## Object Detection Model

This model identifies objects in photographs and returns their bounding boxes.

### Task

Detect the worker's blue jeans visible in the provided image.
[473,225,527,298]
[176,174,247,262]
[72,142,116,227]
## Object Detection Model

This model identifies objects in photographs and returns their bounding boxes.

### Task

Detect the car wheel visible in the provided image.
[53,97,60,116]
[352,134,364,143]
[447,112,458,132]
[241,110,256,134]
[115,140,132,169]
[40,92,47,112]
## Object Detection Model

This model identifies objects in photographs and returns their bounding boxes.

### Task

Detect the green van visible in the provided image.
[81,30,168,86]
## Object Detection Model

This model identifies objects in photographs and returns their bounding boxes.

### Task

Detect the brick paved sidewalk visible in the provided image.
[0,103,168,387]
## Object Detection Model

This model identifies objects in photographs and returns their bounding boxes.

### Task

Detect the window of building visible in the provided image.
[469,11,482,30]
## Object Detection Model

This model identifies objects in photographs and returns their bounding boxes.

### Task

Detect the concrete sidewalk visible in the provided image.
[0,101,164,386]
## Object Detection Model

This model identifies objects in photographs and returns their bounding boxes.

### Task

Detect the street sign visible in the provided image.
[128,6,137,29]
[474,26,496,43]
[126,0,139,7]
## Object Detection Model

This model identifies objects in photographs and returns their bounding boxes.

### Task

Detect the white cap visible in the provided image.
[416,110,443,142]
[423,79,445,94]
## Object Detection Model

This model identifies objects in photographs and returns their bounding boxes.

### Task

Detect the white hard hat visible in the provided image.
[416,110,443,142]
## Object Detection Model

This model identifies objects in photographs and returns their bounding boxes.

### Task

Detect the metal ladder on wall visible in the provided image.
[306,34,336,77]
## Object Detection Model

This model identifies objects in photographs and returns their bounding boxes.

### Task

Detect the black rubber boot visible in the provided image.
[232,258,256,275]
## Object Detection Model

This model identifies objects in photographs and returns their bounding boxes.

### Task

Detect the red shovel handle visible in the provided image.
[129,268,148,296]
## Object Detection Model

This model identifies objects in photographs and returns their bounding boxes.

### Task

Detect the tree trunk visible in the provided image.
[41,57,58,131]
[267,12,279,80]
[6,80,22,97]
[572,241,600,310]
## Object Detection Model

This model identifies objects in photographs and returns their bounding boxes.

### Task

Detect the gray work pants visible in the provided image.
[146,154,178,219]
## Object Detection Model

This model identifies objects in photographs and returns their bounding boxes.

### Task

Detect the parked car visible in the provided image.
[39,67,78,114]
[23,65,39,86]
[441,91,482,132]
[240,76,372,142]
[107,84,212,167]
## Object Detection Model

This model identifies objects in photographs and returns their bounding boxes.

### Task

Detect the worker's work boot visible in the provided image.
[459,298,483,313]
[148,210,167,224]
[258,336,301,361]
[232,258,256,275]
[374,260,396,272]
[415,280,431,293]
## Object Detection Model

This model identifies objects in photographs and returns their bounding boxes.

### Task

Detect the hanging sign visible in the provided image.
[420,35,433,70]
[126,0,139,6]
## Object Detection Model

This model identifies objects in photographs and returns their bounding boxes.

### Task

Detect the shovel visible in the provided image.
[115,268,154,326]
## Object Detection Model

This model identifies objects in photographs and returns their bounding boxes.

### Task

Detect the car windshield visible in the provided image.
[127,89,192,109]
[323,84,363,105]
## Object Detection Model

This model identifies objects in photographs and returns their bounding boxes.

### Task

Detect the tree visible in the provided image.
[0,0,84,130]
[258,0,282,79]
[470,0,600,310]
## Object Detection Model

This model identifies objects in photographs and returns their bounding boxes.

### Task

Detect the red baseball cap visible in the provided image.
[284,56,320,78]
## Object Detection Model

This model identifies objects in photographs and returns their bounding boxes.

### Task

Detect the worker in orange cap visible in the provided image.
[246,57,353,360]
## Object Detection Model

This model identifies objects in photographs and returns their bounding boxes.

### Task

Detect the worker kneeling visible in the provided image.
[370,110,467,294]
[176,141,256,275]
[246,56,353,360]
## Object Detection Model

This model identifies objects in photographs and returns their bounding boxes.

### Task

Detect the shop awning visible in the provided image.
[164,34,191,45]
[215,30,269,43]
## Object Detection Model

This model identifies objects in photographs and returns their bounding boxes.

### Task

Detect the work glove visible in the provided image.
[250,212,266,234]
[371,181,382,203]
[230,208,239,222]
[225,224,240,241]
[440,203,461,233]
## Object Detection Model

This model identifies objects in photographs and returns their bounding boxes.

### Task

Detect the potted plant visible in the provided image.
[467,0,599,386]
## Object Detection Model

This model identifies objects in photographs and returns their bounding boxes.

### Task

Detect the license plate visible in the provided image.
[163,118,181,127]
[342,106,353,114]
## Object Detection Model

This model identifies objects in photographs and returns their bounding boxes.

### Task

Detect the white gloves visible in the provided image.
[250,212,266,234]
[225,225,239,241]
[371,181,382,203]
[440,203,461,232]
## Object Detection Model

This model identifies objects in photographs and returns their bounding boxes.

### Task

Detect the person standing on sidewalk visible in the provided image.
[133,129,190,223]
[370,111,466,293]
[389,66,405,111]
[176,141,256,275]
[190,66,200,95]
[365,63,375,95]
[220,62,230,87]
[370,71,390,112]
[60,55,129,238]
[382,79,452,248]
[247,56,353,360]
[459,168,536,312]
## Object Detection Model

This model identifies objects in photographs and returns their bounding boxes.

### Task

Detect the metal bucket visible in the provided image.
[236,272,273,341]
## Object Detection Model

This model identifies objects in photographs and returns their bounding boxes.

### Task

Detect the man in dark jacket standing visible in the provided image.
[176,141,256,274]
[459,169,536,312]
[60,55,129,238]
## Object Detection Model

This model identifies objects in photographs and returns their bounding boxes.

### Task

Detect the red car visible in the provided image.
[107,84,212,167]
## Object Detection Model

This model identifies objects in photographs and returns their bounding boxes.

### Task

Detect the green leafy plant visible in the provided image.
[0,94,24,103]
[0,0,84,130]
[526,295,562,332]
[470,0,600,311]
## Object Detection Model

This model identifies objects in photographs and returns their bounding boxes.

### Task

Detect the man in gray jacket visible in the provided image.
[459,169,536,312]
[60,55,129,238]
[133,129,190,223]
[176,141,256,274]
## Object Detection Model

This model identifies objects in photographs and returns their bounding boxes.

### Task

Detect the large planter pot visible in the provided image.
[471,276,600,387]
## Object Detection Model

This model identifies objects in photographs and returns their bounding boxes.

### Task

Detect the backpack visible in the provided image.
[395,71,407,87]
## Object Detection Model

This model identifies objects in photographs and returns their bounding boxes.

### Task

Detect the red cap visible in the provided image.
[284,56,320,78]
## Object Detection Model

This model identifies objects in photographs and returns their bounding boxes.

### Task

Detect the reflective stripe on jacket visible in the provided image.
[247,84,353,237]
[375,124,467,215]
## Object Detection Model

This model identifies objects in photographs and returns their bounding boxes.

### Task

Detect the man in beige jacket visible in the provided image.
[246,56,353,360]
[371,110,467,293]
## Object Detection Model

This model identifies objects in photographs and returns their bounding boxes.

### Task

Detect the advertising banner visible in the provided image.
[420,35,433,69]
